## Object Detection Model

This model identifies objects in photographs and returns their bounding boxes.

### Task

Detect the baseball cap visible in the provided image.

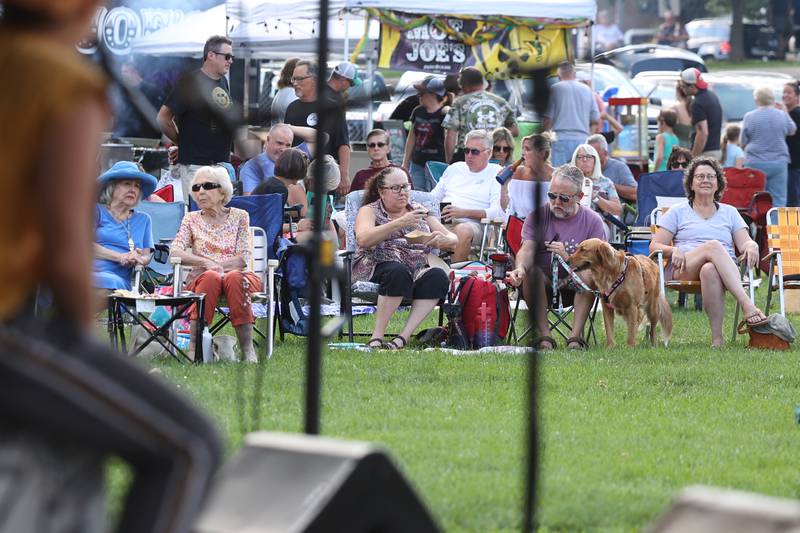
[413,76,446,97]
[330,62,362,87]
[680,67,708,90]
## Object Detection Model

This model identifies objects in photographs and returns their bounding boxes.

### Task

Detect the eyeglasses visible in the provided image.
[464,147,486,156]
[211,51,234,61]
[493,145,511,153]
[368,142,387,148]
[694,173,717,182]
[547,192,577,203]
[380,184,411,193]
[291,75,314,83]
[191,182,223,192]
[575,154,595,162]
[672,161,689,168]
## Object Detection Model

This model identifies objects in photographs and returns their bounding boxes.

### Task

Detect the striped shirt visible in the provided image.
[741,106,797,164]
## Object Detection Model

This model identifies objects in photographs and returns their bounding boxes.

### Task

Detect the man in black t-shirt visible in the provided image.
[284,60,351,195]
[680,68,722,159]
[784,81,800,206]
[157,35,236,203]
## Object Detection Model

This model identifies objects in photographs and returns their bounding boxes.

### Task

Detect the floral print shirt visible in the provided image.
[171,208,252,281]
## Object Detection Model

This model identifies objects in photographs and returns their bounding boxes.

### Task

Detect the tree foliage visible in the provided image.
[703,0,765,20]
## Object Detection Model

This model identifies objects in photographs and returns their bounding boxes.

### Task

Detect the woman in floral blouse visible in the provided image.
[171,166,261,362]
[353,166,457,350]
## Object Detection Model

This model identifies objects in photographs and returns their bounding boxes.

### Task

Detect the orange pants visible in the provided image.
[186,270,262,327]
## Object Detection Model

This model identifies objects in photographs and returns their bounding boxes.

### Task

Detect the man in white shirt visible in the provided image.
[431,130,502,261]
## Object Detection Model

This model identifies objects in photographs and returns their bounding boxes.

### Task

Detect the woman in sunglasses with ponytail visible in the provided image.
[171,166,261,362]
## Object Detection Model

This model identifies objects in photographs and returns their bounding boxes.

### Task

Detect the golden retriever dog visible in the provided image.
[569,238,672,347]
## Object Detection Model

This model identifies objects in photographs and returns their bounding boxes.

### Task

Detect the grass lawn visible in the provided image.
[705,58,800,72]
[112,293,800,532]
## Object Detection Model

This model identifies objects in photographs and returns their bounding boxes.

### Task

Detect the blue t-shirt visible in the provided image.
[94,205,154,290]
[723,144,744,168]
[657,200,747,260]
[240,153,276,194]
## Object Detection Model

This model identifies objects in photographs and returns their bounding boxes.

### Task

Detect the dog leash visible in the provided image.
[552,254,594,299]
[600,255,629,303]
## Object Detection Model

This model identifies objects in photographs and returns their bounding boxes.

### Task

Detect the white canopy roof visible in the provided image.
[132,4,229,57]
[230,0,595,24]
[230,16,379,58]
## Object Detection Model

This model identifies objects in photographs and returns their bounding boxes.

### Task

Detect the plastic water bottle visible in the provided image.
[201,327,213,363]
[473,303,494,349]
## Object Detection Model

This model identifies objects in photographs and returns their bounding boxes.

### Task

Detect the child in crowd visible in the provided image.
[721,124,745,168]
[654,109,679,171]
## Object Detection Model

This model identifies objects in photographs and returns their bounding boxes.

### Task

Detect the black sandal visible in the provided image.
[367,338,384,349]
[533,336,557,351]
[383,335,407,350]
[566,336,588,350]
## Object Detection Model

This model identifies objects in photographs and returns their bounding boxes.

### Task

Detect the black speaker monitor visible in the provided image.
[194,432,440,532]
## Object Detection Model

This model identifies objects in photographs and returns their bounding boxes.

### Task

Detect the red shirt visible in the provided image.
[349,163,398,193]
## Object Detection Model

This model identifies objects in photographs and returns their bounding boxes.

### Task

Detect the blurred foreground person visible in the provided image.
[0,2,221,532]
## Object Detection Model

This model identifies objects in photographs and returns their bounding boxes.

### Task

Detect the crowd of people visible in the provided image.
[89,33,800,354]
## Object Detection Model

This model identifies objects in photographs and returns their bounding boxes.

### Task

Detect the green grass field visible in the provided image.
[111,293,800,532]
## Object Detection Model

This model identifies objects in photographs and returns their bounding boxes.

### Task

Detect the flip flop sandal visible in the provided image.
[533,336,557,351]
[744,311,769,328]
[367,338,385,349]
[566,336,588,350]
[383,335,407,350]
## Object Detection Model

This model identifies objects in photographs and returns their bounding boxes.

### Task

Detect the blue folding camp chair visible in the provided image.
[634,170,686,226]
[425,161,448,187]
[136,201,185,277]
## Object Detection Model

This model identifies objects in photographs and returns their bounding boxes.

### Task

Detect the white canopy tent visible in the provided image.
[131,3,229,57]
[229,0,595,23]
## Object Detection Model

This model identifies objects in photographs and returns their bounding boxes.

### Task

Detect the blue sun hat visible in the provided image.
[98,161,158,199]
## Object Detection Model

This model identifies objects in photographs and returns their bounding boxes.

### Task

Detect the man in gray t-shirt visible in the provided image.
[543,62,599,166]
[587,134,637,202]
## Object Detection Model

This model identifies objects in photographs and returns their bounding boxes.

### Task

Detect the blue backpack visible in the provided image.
[277,238,309,336]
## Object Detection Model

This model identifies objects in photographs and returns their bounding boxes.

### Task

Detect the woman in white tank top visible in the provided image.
[501,132,555,220]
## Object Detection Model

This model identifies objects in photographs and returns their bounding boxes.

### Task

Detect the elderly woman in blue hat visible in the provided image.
[93,161,157,290]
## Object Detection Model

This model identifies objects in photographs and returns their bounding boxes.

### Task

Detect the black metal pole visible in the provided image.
[521,67,550,532]
[304,0,331,436]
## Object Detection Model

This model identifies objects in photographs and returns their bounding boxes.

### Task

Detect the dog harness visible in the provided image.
[601,255,629,304]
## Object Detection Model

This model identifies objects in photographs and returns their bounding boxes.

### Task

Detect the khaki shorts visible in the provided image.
[452,219,484,246]
[172,163,205,204]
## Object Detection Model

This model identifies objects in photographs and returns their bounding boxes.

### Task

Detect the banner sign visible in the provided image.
[377,15,570,78]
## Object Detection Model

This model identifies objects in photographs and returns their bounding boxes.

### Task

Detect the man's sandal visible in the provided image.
[383,335,407,350]
[367,338,384,350]
[566,336,588,350]
[533,336,557,351]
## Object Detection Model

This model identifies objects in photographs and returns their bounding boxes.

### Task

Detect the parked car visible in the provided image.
[624,28,658,46]
[632,70,794,124]
[686,17,785,61]
[594,44,706,77]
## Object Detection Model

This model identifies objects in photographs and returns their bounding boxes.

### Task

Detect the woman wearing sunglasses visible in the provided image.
[353,167,457,350]
[666,146,693,172]
[171,166,261,362]
[490,127,516,167]
[570,144,622,238]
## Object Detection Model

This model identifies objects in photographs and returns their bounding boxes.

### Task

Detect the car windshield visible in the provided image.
[687,23,729,40]
[713,83,782,122]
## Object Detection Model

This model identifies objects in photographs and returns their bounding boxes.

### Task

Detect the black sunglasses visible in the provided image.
[547,192,576,203]
[192,182,223,192]
[493,145,511,153]
[673,161,689,168]
[368,142,387,148]
[464,147,485,156]
[211,50,234,61]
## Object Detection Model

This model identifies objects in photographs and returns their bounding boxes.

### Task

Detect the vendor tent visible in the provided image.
[131,3,229,57]
[230,0,595,25]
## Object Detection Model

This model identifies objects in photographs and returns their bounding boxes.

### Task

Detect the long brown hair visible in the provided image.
[277,57,301,89]
[362,166,411,205]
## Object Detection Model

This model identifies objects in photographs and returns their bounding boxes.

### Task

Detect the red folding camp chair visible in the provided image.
[721,167,772,272]
[152,184,174,202]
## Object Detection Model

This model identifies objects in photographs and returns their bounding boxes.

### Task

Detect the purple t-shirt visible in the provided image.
[521,204,606,278]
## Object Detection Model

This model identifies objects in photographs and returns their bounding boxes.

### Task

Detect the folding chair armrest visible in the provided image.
[647,249,664,261]
[761,250,781,263]
[339,250,354,259]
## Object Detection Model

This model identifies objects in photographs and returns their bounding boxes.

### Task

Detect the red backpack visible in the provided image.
[455,276,511,348]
